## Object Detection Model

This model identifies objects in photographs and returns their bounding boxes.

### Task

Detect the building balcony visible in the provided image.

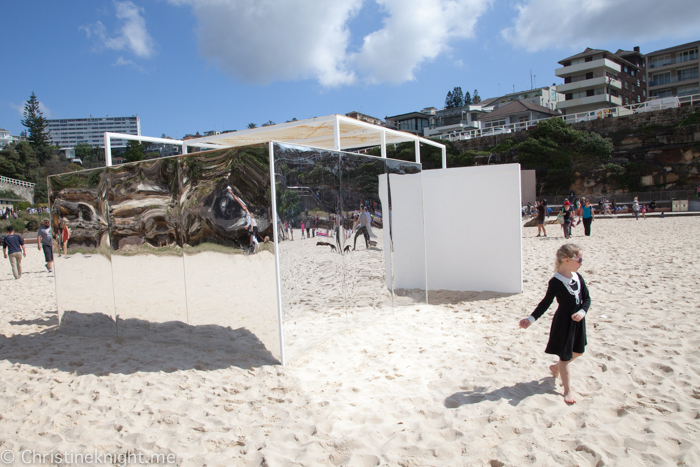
[556,77,621,94]
[557,94,622,110]
[649,55,698,69]
[555,58,621,78]
[649,72,699,88]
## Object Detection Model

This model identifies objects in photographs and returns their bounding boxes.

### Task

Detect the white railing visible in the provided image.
[437,93,700,143]
[0,175,35,189]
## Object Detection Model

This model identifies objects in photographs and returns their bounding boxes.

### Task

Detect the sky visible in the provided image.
[1,0,699,140]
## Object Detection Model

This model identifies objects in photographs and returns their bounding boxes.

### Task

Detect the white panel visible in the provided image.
[422,164,522,294]
[388,173,427,291]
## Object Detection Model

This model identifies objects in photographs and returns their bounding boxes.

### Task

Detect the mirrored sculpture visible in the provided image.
[49,169,116,336]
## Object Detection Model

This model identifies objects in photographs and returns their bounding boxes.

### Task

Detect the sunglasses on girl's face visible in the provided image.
[569,257,583,264]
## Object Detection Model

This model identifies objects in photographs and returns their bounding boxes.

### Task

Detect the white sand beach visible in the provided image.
[1,217,699,466]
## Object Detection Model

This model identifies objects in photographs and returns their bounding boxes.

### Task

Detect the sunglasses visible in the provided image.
[569,257,583,264]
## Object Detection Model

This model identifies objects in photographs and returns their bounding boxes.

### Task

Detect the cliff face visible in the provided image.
[453,104,700,196]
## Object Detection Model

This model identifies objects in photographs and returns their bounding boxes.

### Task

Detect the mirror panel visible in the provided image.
[180,145,280,362]
[272,143,345,362]
[48,169,116,336]
[340,154,393,327]
[106,157,189,344]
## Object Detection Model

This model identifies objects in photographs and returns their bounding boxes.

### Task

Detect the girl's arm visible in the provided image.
[520,279,556,328]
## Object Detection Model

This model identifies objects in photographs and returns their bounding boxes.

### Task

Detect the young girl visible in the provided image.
[519,244,591,404]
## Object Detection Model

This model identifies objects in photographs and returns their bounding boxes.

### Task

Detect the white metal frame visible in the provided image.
[104,114,447,169]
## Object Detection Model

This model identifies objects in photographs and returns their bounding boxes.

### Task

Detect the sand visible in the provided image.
[1,217,699,466]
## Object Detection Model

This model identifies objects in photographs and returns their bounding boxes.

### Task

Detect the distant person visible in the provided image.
[301,221,305,239]
[2,225,26,279]
[641,204,647,220]
[562,201,574,239]
[649,200,656,212]
[248,213,258,251]
[58,219,70,257]
[306,221,310,238]
[353,205,371,250]
[632,197,640,220]
[37,218,54,273]
[536,200,546,237]
[543,199,549,217]
[519,243,591,404]
[581,199,594,236]
[611,199,618,215]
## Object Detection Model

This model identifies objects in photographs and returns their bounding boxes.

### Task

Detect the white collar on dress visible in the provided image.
[554,271,581,304]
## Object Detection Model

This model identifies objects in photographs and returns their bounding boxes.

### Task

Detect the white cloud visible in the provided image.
[170,0,492,86]
[10,101,52,118]
[113,56,146,72]
[81,1,155,58]
[502,0,700,52]
[352,0,492,84]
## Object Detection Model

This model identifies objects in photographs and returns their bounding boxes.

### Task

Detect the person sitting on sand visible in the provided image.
[519,243,591,404]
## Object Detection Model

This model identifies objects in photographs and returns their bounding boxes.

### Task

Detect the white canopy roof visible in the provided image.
[104,114,446,168]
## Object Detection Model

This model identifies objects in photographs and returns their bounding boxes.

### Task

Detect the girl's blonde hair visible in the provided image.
[555,243,582,271]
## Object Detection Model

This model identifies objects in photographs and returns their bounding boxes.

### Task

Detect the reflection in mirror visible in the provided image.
[49,169,116,337]
[386,159,427,305]
[339,154,393,327]
[106,157,189,345]
[272,143,345,362]
[180,145,280,363]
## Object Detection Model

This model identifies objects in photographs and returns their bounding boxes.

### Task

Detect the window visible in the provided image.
[677,84,700,96]
[677,49,699,63]
[637,95,641,102]
[652,89,673,98]
[624,81,628,89]
[643,74,646,82]
[678,66,699,82]
[652,71,671,86]
[650,54,671,68]
[637,79,640,87]
[570,90,587,99]
[632,85,635,92]
[571,58,585,65]
[631,70,635,76]
[624,97,629,105]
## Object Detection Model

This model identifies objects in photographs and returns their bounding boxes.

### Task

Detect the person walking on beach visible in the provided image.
[536,200,546,237]
[353,205,371,250]
[37,218,54,272]
[2,225,26,279]
[519,244,591,404]
[301,221,305,239]
[562,201,574,239]
[632,197,640,220]
[581,199,594,236]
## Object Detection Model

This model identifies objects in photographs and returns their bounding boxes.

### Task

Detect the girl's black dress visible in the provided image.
[531,273,591,361]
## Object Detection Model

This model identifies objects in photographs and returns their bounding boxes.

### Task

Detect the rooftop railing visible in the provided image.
[649,55,699,69]
[0,175,35,189]
[649,71,699,87]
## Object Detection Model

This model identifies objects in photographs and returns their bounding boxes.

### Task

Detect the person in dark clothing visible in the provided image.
[562,200,574,238]
[649,200,656,212]
[353,205,370,250]
[581,199,594,236]
[520,244,591,404]
[536,201,546,237]
[2,225,26,279]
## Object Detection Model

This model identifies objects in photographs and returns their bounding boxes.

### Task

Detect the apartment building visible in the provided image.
[422,104,491,139]
[385,109,434,136]
[555,48,642,114]
[646,40,700,98]
[46,115,140,148]
[0,128,10,148]
[345,111,385,126]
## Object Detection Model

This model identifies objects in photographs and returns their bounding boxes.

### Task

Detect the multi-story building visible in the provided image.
[345,111,385,127]
[478,101,560,131]
[423,105,490,139]
[555,48,642,114]
[646,40,700,99]
[0,128,10,148]
[481,86,563,111]
[616,47,648,102]
[46,115,140,148]
[385,109,434,136]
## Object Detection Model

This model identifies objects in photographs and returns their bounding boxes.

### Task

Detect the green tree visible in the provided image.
[74,142,93,161]
[473,89,481,104]
[20,92,51,150]
[445,86,464,108]
[262,120,275,127]
[247,123,257,129]
[464,91,472,105]
[124,140,145,163]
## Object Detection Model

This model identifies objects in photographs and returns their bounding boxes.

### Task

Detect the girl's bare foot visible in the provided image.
[563,391,576,404]
[550,364,560,379]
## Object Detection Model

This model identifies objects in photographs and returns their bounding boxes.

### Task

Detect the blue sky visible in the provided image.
[1,0,698,140]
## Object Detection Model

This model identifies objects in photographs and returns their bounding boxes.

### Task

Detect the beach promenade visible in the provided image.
[1,217,699,465]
